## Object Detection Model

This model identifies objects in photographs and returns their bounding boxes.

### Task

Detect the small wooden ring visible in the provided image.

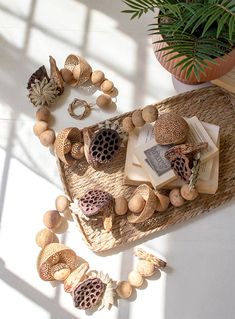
[68,98,92,120]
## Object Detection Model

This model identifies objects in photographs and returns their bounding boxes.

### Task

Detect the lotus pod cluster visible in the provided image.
[79,190,113,217]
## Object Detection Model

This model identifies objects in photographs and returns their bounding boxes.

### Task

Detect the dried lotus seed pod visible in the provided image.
[100,79,114,94]
[72,277,105,310]
[43,210,62,229]
[116,281,133,299]
[36,107,51,122]
[39,129,56,147]
[142,105,158,123]
[70,142,84,160]
[33,121,48,136]
[169,188,185,207]
[128,194,146,214]
[35,228,58,248]
[128,270,143,288]
[91,70,105,86]
[132,110,145,127]
[55,195,70,212]
[115,196,128,215]
[89,128,120,165]
[122,117,135,133]
[136,260,155,277]
[180,184,198,201]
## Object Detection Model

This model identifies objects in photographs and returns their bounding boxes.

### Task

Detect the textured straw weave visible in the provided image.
[57,87,235,252]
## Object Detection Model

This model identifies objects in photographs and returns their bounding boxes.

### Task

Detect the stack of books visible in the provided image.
[124,116,220,194]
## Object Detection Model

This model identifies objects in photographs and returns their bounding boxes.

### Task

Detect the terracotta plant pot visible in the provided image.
[153,34,235,84]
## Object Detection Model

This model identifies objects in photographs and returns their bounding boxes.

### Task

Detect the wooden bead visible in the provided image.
[169,188,185,207]
[43,210,62,229]
[128,194,146,214]
[108,87,119,98]
[96,94,112,108]
[136,260,155,277]
[35,228,58,248]
[70,142,84,160]
[36,107,51,122]
[55,195,70,212]
[60,68,76,84]
[122,117,135,133]
[180,184,198,201]
[142,105,158,123]
[115,196,128,215]
[39,129,56,147]
[116,281,133,299]
[33,121,48,136]
[128,270,143,288]
[100,80,114,94]
[132,110,145,127]
[91,70,105,86]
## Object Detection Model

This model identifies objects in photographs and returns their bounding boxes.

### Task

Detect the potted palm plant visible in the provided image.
[122,0,235,84]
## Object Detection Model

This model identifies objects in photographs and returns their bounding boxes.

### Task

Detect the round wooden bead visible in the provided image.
[55,195,70,212]
[35,228,58,248]
[169,188,185,207]
[132,110,145,127]
[43,210,62,229]
[91,70,105,86]
[115,196,128,215]
[33,121,48,136]
[128,194,146,214]
[39,129,56,147]
[128,270,143,288]
[70,142,84,160]
[60,68,76,84]
[122,117,135,133]
[36,107,51,122]
[96,94,112,108]
[116,281,133,299]
[136,260,155,277]
[108,87,119,98]
[180,184,198,201]
[100,80,114,94]
[142,105,158,123]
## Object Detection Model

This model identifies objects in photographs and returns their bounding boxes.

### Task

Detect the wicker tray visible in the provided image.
[57,87,235,252]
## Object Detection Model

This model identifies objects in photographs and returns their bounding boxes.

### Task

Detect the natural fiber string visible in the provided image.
[68,98,94,120]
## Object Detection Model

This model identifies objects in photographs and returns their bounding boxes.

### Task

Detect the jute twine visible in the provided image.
[57,87,235,252]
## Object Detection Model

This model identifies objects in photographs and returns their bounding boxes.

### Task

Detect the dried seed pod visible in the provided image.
[155,192,170,212]
[114,196,128,215]
[100,80,114,94]
[33,121,48,136]
[64,263,89,293]
[122,117,135,133]
[142,105,158,123]
[89,129,121,165]
[60,68,76,85]
[43,210,62,229]
[51,263,71,281]
[134,247,167,268]
[39,129,56,147]
[128,194,146,214]
[64,139,72,154]
[116,281,133,299]
[70,142,84,160]
[128,271,143,288]
[132,110,145,127]
[65,55,92,86]
[180,184,199,200]
[35,228,58,248]
[96,94,112,108]
[72,277,105,310]
[36,107,51,122]
[49,56,64,95]
[91,70,105,86]
[136,260,155,277]
[55,195,70,212]
[169,188,185,207]
[27,65,49,89]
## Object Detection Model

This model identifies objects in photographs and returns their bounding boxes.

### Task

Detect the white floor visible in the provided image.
[0,1,235,319]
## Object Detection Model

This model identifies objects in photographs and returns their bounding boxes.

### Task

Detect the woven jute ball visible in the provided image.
[37,243,77,281]
[64,54,92,86]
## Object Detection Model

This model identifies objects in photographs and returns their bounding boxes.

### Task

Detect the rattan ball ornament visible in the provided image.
[136,260,155,277]
[35,228,58,248]
[51,263,71,281]
[39,129,56,147]
[116,281,133,299]
[169,188,185,207]
[43,210,62,229]
[142,105,158,123]
[60,68,76,84]
[96,94,112,108]
[33,121,48,136]
[36,107,51,122]
[180,184,198,200]
[132,110,145,127]
[115,196,128,215]
[55,195,70,213]
[128,194,146,214]
[100,79,114,94]
[128,270,143,288]
[91,70,105,86]
[70,142,84,160]
[122,117,135,133]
